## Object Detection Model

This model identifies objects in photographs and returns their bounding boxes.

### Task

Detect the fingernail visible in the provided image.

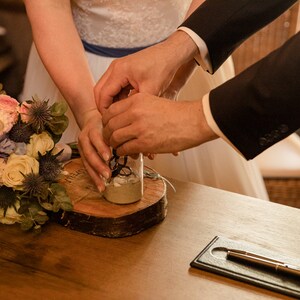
[103,171,110,180]
[97,185,104,193]
[103,152,110,162]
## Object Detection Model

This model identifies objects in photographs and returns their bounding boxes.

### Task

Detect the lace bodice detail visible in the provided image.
[71,0,192,48]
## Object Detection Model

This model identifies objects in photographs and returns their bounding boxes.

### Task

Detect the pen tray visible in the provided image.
[190,236,300,298]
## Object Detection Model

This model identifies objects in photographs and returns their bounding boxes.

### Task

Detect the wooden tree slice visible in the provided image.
[54,158,167,238]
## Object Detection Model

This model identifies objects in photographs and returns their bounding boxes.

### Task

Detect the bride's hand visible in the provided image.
[77,109,111,192]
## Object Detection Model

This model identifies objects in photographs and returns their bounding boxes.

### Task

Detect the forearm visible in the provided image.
[181,0,297,72]
[24,0,97,129]
[209,32,300,159]
[162,0,206,98]
[159,30,199,77]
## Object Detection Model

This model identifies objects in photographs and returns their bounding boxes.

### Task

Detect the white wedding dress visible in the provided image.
[21,0,269,200]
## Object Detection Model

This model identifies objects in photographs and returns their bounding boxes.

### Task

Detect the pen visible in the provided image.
[225,248,300,277]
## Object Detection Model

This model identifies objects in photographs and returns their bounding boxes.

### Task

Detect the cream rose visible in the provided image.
[0,201,21,224]
[2,154,39,189]
[0,158,6,185]
[26,132,54,159]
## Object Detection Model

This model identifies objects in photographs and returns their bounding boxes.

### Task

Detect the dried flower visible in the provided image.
[0,89,72,232]
[39,150,62,181]
[21,97,52,133]
[9,118,35,143]
[21,172,49,200]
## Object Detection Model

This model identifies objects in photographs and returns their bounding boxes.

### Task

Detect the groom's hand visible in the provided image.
[102,93,216,156]
[94,30,199,114]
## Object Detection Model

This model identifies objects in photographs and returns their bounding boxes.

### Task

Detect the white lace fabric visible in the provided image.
[71,0,192,48]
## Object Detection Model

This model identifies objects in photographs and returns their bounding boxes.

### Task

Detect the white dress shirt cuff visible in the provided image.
[177,26,213,74]
[202,93,244,157]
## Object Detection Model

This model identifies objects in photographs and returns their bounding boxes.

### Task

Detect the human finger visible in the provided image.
[102,97,133,127]
[77,130,111,187]
[78,144,106,192]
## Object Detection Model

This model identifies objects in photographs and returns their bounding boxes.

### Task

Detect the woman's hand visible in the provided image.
[77,109,111,192]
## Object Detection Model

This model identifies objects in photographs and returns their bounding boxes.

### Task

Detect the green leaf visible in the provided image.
[50,183,67,195]
[50,183,73,212]
[34,213,49,225]
[59,202,73,211]
[54,134,63,144]
[40,202,53,211]
[47,115,69,135]
[28,204,41,216]
[20,218,34,231]
[50,101,68,116]
[52,201,61,213]
[18,203,30,215]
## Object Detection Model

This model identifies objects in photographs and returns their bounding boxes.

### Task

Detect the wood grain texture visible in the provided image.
[54,158,167,238]
[0,180,298,299]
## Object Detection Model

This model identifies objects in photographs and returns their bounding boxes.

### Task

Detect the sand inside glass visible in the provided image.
[103,174,142,204]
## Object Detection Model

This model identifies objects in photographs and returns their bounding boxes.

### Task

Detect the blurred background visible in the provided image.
[0,0,31,97]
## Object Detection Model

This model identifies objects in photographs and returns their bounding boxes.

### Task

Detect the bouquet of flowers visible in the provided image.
[0,84,73,232]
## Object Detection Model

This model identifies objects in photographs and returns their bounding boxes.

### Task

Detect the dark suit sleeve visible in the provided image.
[209,32,300,159]
[181,0,297,72]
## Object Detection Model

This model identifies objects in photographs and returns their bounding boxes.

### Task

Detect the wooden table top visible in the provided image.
[0,179,299,300]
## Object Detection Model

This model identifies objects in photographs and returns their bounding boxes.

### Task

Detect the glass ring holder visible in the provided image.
[103,149,143,204]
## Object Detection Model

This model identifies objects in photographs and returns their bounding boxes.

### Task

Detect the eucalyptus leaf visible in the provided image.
[40,202,53,211]
[48,133,62,144]
[48,115,69,135]
[59,202,73,211]
[34,214,49,224]
[20,218,34,231]
[52,201,61,213]
[28,204,42,217]
[50,101,68,116]
[18,203,30,214]
[51,183,67,195]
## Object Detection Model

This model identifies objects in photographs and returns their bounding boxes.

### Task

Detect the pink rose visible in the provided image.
[19,101,32,123]
[0,95,19,138]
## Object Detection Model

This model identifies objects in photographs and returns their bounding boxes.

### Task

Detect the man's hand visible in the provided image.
[94,30,199,114]
[102,93,217,156]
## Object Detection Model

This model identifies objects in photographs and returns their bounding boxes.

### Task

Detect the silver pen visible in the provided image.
[225,248,300,277]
